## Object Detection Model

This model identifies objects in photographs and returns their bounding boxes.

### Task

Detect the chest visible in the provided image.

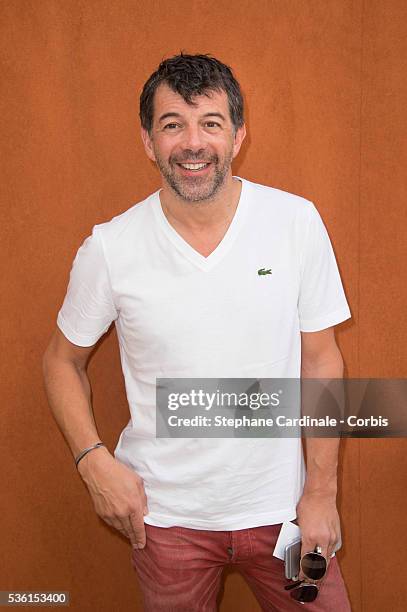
[166,224,230,258]
[111,231,300,366]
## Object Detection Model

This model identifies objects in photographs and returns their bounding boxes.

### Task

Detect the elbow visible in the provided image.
[42,342,54,376]
[301,347,344,378]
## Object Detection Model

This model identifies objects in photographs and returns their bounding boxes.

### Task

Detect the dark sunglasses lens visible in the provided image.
[291,583,319,603]
[301,553,327,580]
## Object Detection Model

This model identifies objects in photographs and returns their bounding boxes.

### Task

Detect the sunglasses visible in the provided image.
[284,546,327,603]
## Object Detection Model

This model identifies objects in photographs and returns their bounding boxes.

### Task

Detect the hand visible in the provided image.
[77,447,149,549]
[296,490,341,581]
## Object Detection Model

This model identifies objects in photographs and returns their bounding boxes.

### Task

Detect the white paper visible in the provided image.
[273,521,301,560]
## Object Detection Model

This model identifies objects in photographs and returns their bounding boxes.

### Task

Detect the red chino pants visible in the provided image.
[131,522,351,611]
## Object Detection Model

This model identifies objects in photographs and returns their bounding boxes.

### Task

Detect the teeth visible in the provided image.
[180,163,208,170]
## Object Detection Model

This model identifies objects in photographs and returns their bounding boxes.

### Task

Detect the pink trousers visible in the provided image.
[131,522,351,611]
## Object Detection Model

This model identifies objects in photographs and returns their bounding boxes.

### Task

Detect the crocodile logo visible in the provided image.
[257,268,272,276]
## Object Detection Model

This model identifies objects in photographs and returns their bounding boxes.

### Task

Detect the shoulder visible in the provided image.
[239,177,316,220]
[93,189,160,244]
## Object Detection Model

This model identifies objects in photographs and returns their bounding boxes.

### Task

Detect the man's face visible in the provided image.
[141,83,246,202]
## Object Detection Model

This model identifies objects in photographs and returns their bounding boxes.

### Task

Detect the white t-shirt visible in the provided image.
[57,177,351,530]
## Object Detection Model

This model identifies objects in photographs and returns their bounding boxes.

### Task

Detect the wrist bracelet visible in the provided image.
[75,442,105,468]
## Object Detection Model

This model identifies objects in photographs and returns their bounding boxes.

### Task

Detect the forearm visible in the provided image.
[42,348,148,547]
[302,439,339,500]
[42,354,106,461]
[301,348,344,497]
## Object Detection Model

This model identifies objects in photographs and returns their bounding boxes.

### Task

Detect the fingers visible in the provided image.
[128,512,147,548]
[98,492,149,549]
[300,540,329,566]
[301,522,339,556]
[323,530,339,561]
[101,512,146,548]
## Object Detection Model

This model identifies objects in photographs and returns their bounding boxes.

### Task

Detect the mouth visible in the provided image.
[176,162,212,174]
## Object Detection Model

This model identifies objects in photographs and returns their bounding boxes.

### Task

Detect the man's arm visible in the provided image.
[42,328,148,549]
[296,326,344,575]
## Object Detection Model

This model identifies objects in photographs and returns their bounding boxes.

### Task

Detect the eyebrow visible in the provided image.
[158,111,226,123]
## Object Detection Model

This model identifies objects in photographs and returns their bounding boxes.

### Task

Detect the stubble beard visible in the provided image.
[153,147,234,203]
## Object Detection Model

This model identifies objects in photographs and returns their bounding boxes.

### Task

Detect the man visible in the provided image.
[43,54,352,610]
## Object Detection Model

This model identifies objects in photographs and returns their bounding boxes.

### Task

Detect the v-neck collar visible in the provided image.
[151,176,248,272]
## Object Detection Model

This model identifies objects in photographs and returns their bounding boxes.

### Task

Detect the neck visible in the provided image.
[159,173,242,232]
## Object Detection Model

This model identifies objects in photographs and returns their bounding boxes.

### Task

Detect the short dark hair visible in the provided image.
[139,53,244,134]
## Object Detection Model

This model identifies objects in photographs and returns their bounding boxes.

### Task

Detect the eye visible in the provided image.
[205,121,221,128]
[163,123,181,130]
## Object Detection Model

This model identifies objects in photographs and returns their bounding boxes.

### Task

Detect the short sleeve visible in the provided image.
[56,226,118,346]
[298,203,351,332]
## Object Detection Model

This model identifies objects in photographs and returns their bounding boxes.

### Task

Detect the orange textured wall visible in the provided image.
[1,1,406,610]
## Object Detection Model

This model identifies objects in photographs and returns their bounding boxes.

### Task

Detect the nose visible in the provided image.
[181,124,206,152]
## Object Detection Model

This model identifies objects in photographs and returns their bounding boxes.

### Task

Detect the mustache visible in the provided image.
[170,150,218,164]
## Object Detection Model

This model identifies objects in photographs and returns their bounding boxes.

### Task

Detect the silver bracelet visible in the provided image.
[75,442,105,468]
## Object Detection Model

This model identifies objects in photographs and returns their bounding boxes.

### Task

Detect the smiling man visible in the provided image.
[146,86,237,202]
[43,54,352,610]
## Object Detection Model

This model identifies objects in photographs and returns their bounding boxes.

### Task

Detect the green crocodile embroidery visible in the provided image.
[257,268,272,276]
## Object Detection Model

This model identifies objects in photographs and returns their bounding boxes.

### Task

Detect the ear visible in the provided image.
[141,127,156,162]
[232,123,246,159]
